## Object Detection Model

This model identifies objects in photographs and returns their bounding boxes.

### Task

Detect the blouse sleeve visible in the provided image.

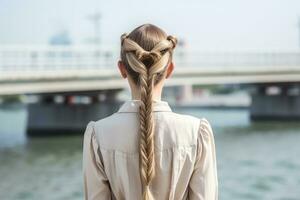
[188,118,218,200]
[82,121,111,200]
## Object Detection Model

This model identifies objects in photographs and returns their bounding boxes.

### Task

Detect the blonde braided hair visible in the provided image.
[120,24,177,200]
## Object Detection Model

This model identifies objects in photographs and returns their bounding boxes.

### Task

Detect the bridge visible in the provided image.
[1,45,300,135]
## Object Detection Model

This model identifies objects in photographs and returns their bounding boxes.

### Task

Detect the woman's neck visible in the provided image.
[131,87,163,102]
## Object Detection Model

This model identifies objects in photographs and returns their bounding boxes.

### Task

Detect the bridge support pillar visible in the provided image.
[250,84,300,121]
[26,90,122,136]
[176,85,193,103]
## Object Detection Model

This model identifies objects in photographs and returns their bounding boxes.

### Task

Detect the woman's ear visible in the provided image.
[166,62,174,79]
[118,60,127,78]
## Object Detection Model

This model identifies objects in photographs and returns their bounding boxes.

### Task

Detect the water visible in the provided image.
[0,105,300,200]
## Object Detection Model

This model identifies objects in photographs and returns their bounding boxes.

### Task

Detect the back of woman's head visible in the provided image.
[120,24,177,200]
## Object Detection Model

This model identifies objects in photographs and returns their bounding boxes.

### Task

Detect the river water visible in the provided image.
[0,104,299,200]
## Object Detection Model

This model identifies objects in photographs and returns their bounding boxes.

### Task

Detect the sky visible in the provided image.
[0,0,300,51]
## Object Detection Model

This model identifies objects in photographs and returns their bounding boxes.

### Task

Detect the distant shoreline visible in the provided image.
[170,104,248,110]
[0,102,249,111]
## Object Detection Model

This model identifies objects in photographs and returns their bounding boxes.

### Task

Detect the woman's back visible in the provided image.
[83,99,218,200]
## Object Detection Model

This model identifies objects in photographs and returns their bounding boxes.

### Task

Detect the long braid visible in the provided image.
[120,29,177,200]
[139,71,155,200]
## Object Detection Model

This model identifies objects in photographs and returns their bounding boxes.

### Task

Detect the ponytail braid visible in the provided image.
[120,26,177,200]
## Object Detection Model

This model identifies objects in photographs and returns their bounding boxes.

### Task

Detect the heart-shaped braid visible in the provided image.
[120,24,177,200]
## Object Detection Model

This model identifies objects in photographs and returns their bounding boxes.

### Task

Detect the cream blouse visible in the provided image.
[82,99,218,200]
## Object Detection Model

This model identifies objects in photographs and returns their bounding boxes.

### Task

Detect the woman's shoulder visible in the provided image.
[165,111,203,128]
[83,113,116,136]
[168,112,214,138]
[198,117,214,136]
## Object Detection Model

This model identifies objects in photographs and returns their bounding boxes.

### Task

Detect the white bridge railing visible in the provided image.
[0,45,300,72]
[0,45,117,71]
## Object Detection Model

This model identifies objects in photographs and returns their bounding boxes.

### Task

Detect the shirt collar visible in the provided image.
[117,99,172,113]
